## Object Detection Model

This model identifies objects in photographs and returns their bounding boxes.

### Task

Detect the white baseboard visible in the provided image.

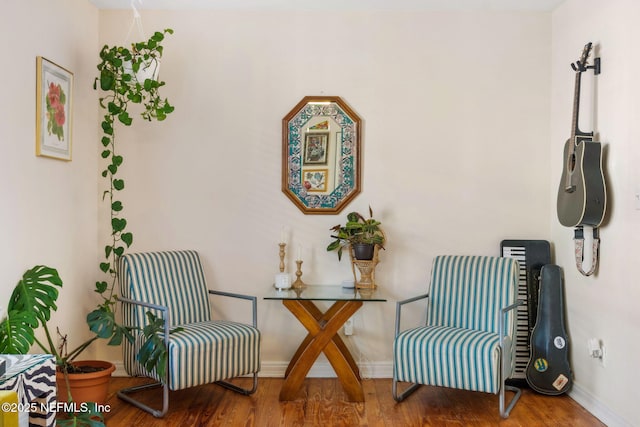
[258,360,393,379]
[569,382,633,427]
[112,360,393,379]
[113,360,128,377]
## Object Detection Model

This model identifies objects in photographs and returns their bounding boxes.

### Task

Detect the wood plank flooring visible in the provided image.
[101,377,604,426]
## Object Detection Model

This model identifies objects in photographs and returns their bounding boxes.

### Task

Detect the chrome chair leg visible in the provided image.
[216,373,258,395]
[117,373,258,418]
[117,381,169,418]
[392,376,422,402]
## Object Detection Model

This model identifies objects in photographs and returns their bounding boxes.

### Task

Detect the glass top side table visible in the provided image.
[264,285,387,401]
[264,285,387,302]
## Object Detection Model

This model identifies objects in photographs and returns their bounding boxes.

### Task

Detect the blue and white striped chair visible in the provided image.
[117,250,261,417]
[393,255,522,418]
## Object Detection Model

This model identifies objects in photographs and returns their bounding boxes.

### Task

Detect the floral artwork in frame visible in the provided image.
[302,169,328,192]
[303,133,329,165]
[36,56,73,160]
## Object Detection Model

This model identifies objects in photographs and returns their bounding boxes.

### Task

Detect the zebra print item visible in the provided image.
[0,354,56,427]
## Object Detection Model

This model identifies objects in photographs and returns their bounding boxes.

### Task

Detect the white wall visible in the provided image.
[5,1,636,424]
[0,0,100,356]
[551,1,640,426]
[97,9,552,370]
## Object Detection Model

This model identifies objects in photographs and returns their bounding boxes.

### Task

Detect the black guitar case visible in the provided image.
[525,264,572,395]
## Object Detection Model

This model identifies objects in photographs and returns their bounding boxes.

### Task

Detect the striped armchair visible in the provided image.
[393,255,522,418]
[117,250,261,417]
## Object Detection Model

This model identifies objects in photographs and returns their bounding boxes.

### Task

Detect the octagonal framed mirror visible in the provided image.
[282,96,362,214]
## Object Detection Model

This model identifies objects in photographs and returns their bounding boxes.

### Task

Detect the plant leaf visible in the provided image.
[55,402,105,427]
[326,240,341,252]
[121,232,133,247]
[101,120,113,135]
[86,307,116,339]
[100,70,115,91]
[113,179,125,191]
[138,312,168,378]
[107,324,135,346]
[0,266,62,354]
[111,218,127,233]
[0,312,38,354]
[95,281,108,294]
[118,111,132,126]
[9,265,62,323]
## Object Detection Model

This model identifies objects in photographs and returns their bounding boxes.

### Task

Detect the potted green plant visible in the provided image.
[0,266,113,425]
[327,206,385,261]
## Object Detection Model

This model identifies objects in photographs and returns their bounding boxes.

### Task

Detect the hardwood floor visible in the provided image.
[101,377,603,426]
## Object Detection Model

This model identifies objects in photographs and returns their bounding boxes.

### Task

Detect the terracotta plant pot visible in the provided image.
[56,360,115,405]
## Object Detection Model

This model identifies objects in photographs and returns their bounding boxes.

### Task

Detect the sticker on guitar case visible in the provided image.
[534,358,548,372]
[554,336,566,349]
[553,374,569,390]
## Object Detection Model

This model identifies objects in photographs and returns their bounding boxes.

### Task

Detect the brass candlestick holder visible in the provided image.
[279,243,286,273]
[292,260,306,289]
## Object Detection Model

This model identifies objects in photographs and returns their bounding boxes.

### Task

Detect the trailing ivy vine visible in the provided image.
[93,29,174,328]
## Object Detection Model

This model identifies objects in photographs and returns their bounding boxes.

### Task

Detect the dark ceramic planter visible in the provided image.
[352,243,375,260]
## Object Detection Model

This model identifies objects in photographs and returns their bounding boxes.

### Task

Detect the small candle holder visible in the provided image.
[279,243,286,273]
[292,260,306,289]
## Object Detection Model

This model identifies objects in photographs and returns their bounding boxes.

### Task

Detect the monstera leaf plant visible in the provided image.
[0,266,112,426]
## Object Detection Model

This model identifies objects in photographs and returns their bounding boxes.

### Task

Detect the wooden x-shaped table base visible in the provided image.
[279,299,364,401]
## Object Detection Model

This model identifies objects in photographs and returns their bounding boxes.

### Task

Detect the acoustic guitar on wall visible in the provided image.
[556,42,606,228]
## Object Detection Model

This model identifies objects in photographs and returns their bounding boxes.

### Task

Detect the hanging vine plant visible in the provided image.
[91,28,175,374]
[94,28,174,297]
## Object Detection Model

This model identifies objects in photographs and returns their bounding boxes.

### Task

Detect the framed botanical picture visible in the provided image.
[36,56,73,160]
[302,169,328,192]
[303,133,329,165]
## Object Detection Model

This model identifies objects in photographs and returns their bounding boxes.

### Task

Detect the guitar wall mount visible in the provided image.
[572,55,601,75]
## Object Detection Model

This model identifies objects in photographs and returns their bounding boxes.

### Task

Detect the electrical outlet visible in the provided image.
[344,318,354,336]
[588,338,606,367]
[587,338,601,358]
